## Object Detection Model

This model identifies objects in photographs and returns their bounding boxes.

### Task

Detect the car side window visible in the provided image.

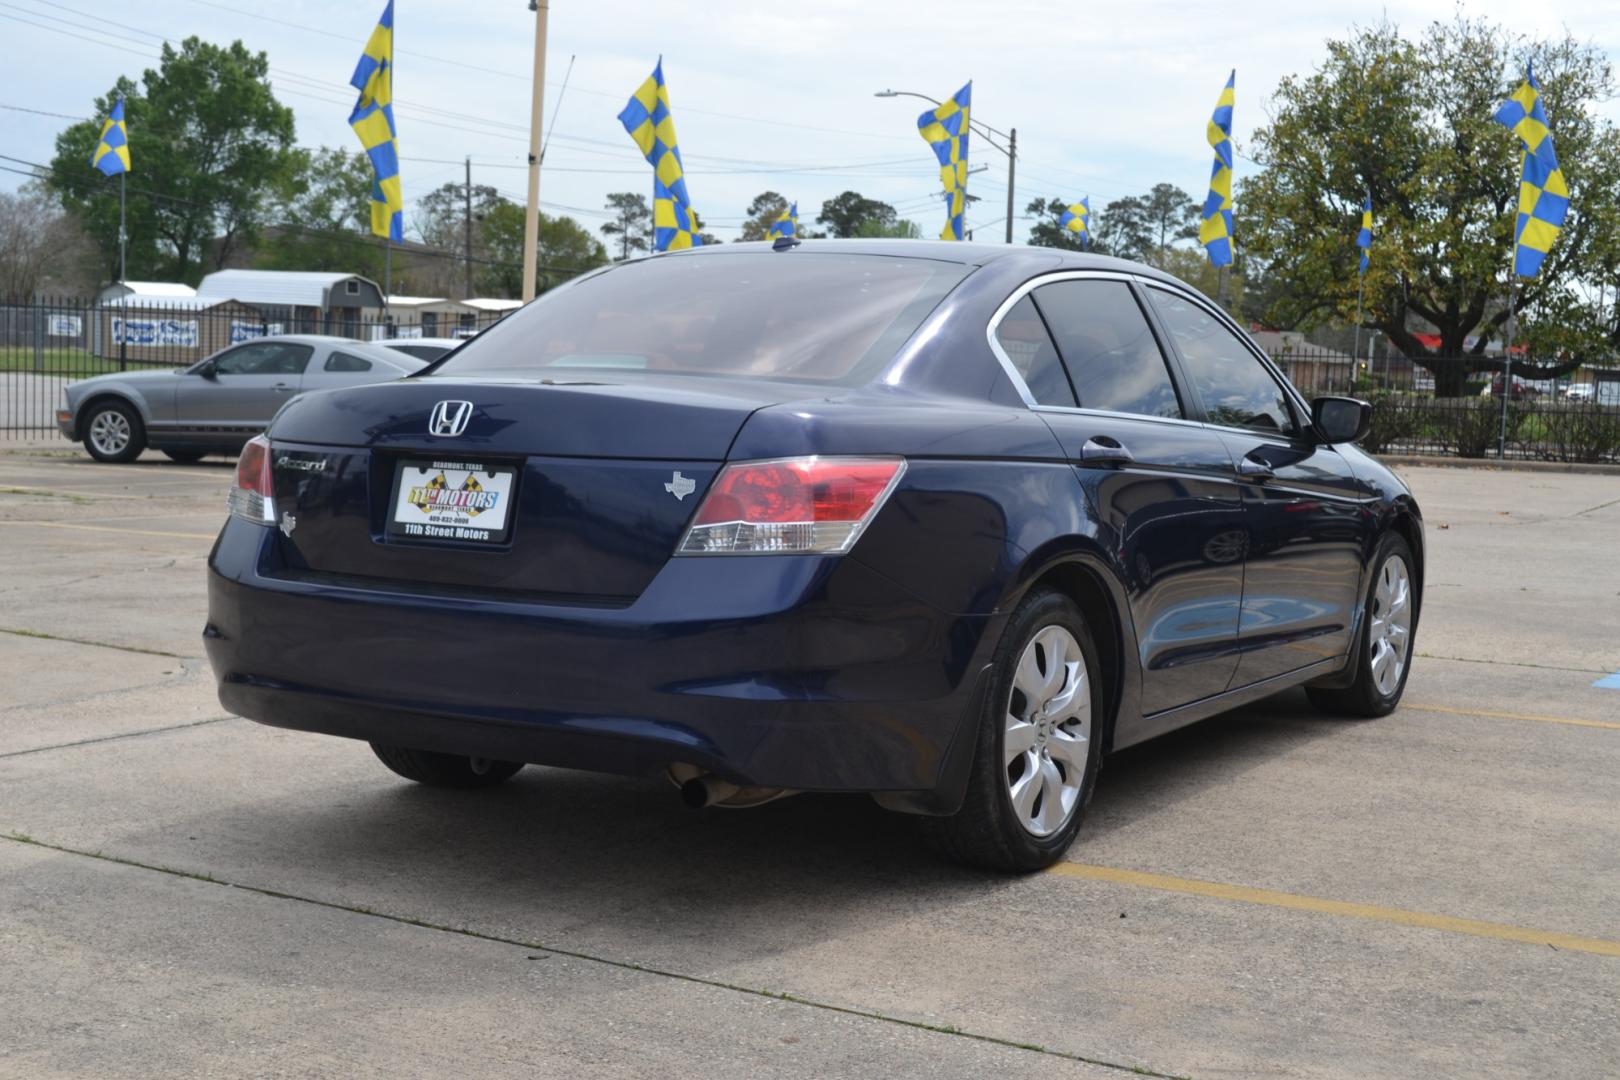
[1147,288,1297,435]
[213,342,313,376]
[326,351,373,373]
[992,295,1076,407]
[1030,280,1183,419]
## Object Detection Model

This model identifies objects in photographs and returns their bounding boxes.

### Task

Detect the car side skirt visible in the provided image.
[1114,655,1347,751]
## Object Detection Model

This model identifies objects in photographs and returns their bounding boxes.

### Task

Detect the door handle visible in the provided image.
[272,383,295,393]
[1080,437,1134,466]
[1237,454,1274,480]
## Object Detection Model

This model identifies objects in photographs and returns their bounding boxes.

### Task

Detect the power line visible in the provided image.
[175,0,915,143]
[0,101,84,120]
[0,5,950,183]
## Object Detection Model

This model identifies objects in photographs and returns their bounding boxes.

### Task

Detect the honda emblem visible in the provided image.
[428,400,473,437]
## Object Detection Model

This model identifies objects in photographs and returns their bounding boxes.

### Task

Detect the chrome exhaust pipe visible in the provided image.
[680,774,740,809]
[667,763,794,810]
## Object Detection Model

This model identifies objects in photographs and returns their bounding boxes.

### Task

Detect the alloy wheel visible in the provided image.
[1367,554,1413,697]
[89,410,131,457]
[1004,625,1091,838]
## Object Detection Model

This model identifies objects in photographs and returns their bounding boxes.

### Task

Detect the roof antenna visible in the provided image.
[772,236,801,251]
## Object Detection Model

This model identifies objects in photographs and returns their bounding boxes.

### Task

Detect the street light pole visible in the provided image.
[875,89,1016,244]
[1004,128,1015,246]
[520,0,550,303]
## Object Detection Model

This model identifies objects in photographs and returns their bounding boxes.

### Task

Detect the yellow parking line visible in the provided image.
[0,484,146,500]
[1048,862,1620,958]
[0,462,228,481]
[1403,702,1620,732]
[0,520,215,540]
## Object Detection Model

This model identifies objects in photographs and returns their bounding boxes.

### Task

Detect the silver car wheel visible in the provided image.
[89,409,131,457]
[1004,625,1091,838]
[1367,553,1413,697]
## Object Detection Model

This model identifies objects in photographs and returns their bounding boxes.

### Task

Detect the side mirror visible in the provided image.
[195,360,217,379]
[1311,396,1372,445]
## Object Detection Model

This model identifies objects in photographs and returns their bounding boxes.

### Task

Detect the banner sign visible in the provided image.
[112,317,198,347]
[47,314,83,337]
[229,320,285,344]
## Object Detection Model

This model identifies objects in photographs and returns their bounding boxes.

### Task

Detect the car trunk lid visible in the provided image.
[265,376,800,602]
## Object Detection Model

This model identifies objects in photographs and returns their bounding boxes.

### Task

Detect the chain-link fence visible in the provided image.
[8,298,1618,462]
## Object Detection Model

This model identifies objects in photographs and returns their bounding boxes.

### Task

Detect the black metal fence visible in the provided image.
[7,298,1619,462]
[2,296,512,437]
[1273,347,1620,463]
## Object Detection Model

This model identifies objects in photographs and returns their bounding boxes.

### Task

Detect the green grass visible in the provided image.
[0,348,175,375]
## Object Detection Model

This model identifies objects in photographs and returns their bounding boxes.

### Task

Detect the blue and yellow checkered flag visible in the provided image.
[1492,64,1569,278]
[1060,197,1090,248]
[1356,196,1372,275]
[348,0,403,242]
[618,59,701,251]
[768,201,798,242]
[91,97,130,177]
[918,82,971,241]
[1198,70,1235,268]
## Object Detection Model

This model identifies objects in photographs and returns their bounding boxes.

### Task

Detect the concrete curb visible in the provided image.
[1377,454,1620,476]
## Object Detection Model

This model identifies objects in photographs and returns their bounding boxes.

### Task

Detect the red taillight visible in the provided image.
[678,456,905,555]
[227,434,277,524]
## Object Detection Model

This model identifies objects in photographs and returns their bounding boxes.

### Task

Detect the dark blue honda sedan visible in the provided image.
[206,240,1422,871]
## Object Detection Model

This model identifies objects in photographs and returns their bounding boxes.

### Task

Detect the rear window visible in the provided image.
[390,344,451,362]
[430,253,970,385]
[326,351,373,372]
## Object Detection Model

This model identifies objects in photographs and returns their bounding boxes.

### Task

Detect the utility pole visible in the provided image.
[520,0,550,303]
[463,156,474,299]
[1004,128,1016,245]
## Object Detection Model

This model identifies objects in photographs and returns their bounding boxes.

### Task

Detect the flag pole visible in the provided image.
[1353,272,1364,387]
[520,0,550,303]
[384,239,393,338]
[1499,279,1515,460]
[117,171,128,371]
[118,171,127,283]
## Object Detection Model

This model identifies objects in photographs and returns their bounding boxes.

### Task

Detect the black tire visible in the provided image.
[161,449,208,464]
[921,589,1106,872]
[1307,532,1418,718]
[81,399,146,463]
[369,743,524,789]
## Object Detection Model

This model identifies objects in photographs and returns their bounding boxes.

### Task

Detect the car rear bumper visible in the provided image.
[205,517,1000,797]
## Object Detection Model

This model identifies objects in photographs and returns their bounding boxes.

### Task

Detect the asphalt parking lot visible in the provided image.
[1,443,1617,1079]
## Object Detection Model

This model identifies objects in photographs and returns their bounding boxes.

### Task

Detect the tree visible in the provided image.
[47,38,300,284]
[1136,184,1201,266]
[1159,247,1245,311]
[1025,197,1094,253]
[740,191,789,242]
[691,211,723,247]
[410,180,505,296]
[1092,196,1153,262]
[0,184,96,297]
[479,202,609,297]
[416,180,504,251]
[256,147,381,278]
[854,217,922,239]
[817,191,897,238]
[601,192,651,260]
[1240,16,1620,393]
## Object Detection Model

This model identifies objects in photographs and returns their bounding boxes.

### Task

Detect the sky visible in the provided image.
[2,0,1617,250]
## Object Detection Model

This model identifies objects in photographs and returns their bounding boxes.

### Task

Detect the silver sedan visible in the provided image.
[58,335,427,463]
